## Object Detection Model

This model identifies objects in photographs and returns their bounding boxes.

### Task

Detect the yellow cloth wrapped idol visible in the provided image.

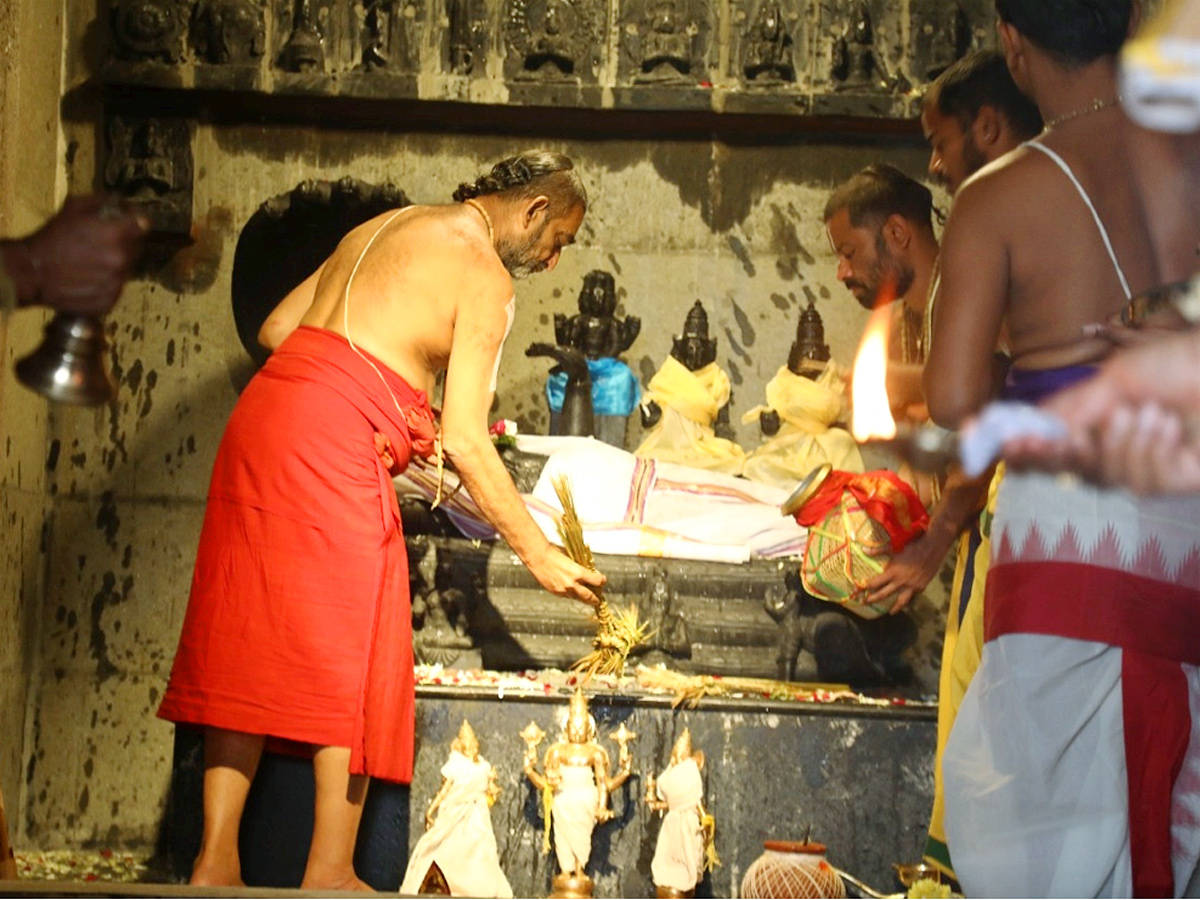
[741,363,864,490]
[635,355,746,475]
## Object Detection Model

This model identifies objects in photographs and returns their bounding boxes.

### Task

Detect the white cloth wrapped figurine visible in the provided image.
[650,755,706,891]
[400,723,512,898]
[552,764,601,876]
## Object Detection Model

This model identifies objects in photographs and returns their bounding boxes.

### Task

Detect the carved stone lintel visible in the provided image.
[193,0,265,64]
[111,0,190,63]
[103,114,194,238]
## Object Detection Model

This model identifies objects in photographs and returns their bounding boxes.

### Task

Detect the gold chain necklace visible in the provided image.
[464,198,495,245]
[1045,96,1119,129]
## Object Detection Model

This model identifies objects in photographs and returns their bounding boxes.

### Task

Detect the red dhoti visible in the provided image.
[157,325,435,783]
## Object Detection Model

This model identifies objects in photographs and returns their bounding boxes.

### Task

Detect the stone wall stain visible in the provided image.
[726,235,755,277]
[730,299,755,347]
[95,492,120,549]
[89,571,125,682]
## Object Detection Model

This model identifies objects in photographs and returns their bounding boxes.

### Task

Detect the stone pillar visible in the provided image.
[0,0,69,850]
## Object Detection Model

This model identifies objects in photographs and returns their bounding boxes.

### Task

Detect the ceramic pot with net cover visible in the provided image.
[741,841,847,899]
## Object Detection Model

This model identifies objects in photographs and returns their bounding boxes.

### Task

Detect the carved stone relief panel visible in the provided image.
[111,0,192,63]
[102,114,194,238]
[442,0,489,76]
[731,0,806,88]
[349,0,424,73]
[616,0,712,87]
[812,0,908,115]
[192,0,266,64]
[504,0,603,83]
[907,0,972,83]
[276,0,329,71]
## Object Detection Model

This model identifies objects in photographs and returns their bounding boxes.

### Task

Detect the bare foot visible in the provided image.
[189,852,244,887]
[301,869,373,892]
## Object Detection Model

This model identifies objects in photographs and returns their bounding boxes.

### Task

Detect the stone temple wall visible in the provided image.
[0,0,981,856]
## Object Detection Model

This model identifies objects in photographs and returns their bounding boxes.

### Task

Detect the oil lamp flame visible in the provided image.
[851,301,897,442]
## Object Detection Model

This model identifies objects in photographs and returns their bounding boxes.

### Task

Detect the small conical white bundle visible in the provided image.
[741,846,847,899]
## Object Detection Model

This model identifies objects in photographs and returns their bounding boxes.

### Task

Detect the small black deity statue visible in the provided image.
[641,300,729,435]
[760,298,831,436]
[279,0,324,72]
[530,270,642,446]
[553,270,641,360]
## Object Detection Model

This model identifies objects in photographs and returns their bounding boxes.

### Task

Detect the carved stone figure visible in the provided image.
[411,542,474,667]
[742,0,794,84]
[522,689,636,899]
[765,573,915,686]
[359,0,394,69]
[111,0,189,63]
[279,0,325,72]
[631,570,690,666]
[193,0,265,64]
[644,729,716,897]
[636,0,693,82]
[508,0,591,79]
[554,271,641,361]
[637,301,744,475]
[533,270,641,445]
[447,0,475,74]
[788,297,831,375]
[400,721,513,898]
[103,115,193,237]
[831,3,881,91]
[911,0,971,81]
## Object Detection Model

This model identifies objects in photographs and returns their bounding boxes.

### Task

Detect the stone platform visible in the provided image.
[164,683,935,897]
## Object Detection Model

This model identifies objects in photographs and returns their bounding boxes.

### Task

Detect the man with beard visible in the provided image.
[922,51,1044,196]
[925,0,1200,894]
[158,150,604,889]
[824,164,940,422]
[914,50,1042,884]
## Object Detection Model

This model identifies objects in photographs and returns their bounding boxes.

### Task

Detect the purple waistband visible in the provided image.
[1003,365,1098,404]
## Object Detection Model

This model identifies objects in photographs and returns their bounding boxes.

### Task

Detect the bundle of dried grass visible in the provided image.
[552,475,650,681]
[636,664,855,708]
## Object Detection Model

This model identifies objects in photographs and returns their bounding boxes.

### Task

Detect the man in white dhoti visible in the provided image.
[925,1,1200,895]
[400,720,512,898]
[645,729,717,897]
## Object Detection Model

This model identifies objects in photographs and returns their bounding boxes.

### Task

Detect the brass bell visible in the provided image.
[15,313,116,406]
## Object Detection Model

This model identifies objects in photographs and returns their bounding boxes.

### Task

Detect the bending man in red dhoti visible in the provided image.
[157,150,604,890]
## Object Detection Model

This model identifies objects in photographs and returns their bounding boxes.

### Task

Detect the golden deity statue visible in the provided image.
[521,688,637,899]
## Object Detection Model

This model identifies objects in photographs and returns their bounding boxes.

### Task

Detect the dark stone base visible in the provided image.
[163,727,410,891]
[163,688,934,897]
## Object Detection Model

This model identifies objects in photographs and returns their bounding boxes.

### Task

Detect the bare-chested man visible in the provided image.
[824,164,941,426]
[912,50,1042,884]
[925,3,1200,895]
[158,150,604,890]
